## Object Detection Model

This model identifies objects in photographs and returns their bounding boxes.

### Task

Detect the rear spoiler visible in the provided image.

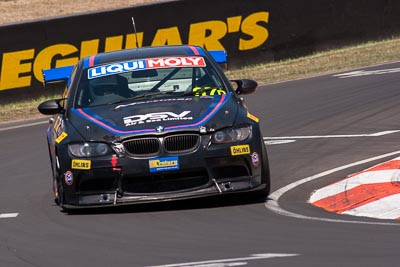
[209,50,228,70]
[42,50,228,84]
[42,65,74,85]
[209,50,227,64]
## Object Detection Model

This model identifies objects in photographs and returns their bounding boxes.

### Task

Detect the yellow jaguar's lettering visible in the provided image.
[151,27,183,46]
[105,35,124,52]
[188,20,227,50]
[33,44,78,82]
[0,49,34,90]
[0,11,270,91]
[80,39,100,58]
[125,33,144,49]
[239,12,269,51]
[227,16,242,33]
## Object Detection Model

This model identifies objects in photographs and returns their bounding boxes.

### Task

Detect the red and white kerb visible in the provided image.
[309,157,400,220]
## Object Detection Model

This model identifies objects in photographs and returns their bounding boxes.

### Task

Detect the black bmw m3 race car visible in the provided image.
[38,45,270,210]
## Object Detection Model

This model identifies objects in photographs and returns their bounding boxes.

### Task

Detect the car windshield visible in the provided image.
[74,56,228,107]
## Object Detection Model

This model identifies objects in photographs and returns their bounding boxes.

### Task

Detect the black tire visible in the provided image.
[53,178,60,206]
[254,142,271,200]
[52,154,70,212]
[58,182,70,212]
[54,178,63,205]
[54,174,70,212]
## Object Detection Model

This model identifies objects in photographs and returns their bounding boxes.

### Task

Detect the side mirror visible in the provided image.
[231,79,258,95]
[38,99,63,115]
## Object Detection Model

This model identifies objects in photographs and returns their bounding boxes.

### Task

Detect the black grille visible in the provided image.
[124,138,160,155]
[164,134,200,153]
[77,168,118,192]
[123,134,200,156]
[122,169,209,193]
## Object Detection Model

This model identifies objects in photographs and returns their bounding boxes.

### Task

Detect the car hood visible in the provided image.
[69,93,238,141]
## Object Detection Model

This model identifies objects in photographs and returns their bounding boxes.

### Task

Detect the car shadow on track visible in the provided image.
[62,193,271,215]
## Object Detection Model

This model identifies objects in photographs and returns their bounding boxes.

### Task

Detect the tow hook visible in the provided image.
[212,179,234,193]
[222,182,234,191]
[100,194,111,203]
[212,179,222,193]
[114,190,118,205]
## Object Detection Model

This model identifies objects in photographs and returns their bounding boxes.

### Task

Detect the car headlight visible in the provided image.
[212,125,252,144]
[68,143,113,157]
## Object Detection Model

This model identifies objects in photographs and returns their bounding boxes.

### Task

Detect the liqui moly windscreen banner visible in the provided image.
[88,57,206,79]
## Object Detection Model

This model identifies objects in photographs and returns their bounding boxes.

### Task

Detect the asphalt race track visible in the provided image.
[1,62,400,267]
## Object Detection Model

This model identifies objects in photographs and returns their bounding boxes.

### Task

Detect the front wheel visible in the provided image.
[254,143,271,200]
[56,179,70,212]
[54,178,64,206]
[52,154,70,212]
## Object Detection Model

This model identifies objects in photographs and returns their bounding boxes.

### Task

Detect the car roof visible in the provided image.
[80,45,209,68]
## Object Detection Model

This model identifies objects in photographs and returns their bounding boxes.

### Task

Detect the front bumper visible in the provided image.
[64,180,267,209]
[60,134,266,208]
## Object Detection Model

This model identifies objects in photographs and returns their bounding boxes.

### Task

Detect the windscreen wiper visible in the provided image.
[110,90,176,105]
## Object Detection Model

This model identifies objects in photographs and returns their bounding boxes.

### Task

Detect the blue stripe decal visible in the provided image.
[197,49,206,57]
[185,46,196,55]
[72,93,230,136]
[92,55,98,66]
[82,57,90,69]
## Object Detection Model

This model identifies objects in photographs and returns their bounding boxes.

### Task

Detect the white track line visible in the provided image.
[146,253,300,267]
[333,68,400,78]
[263,130,400,140]
[265,150,400,226]
[0,120,47,132]
[260,60,400,86]
[0,213,19,219]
